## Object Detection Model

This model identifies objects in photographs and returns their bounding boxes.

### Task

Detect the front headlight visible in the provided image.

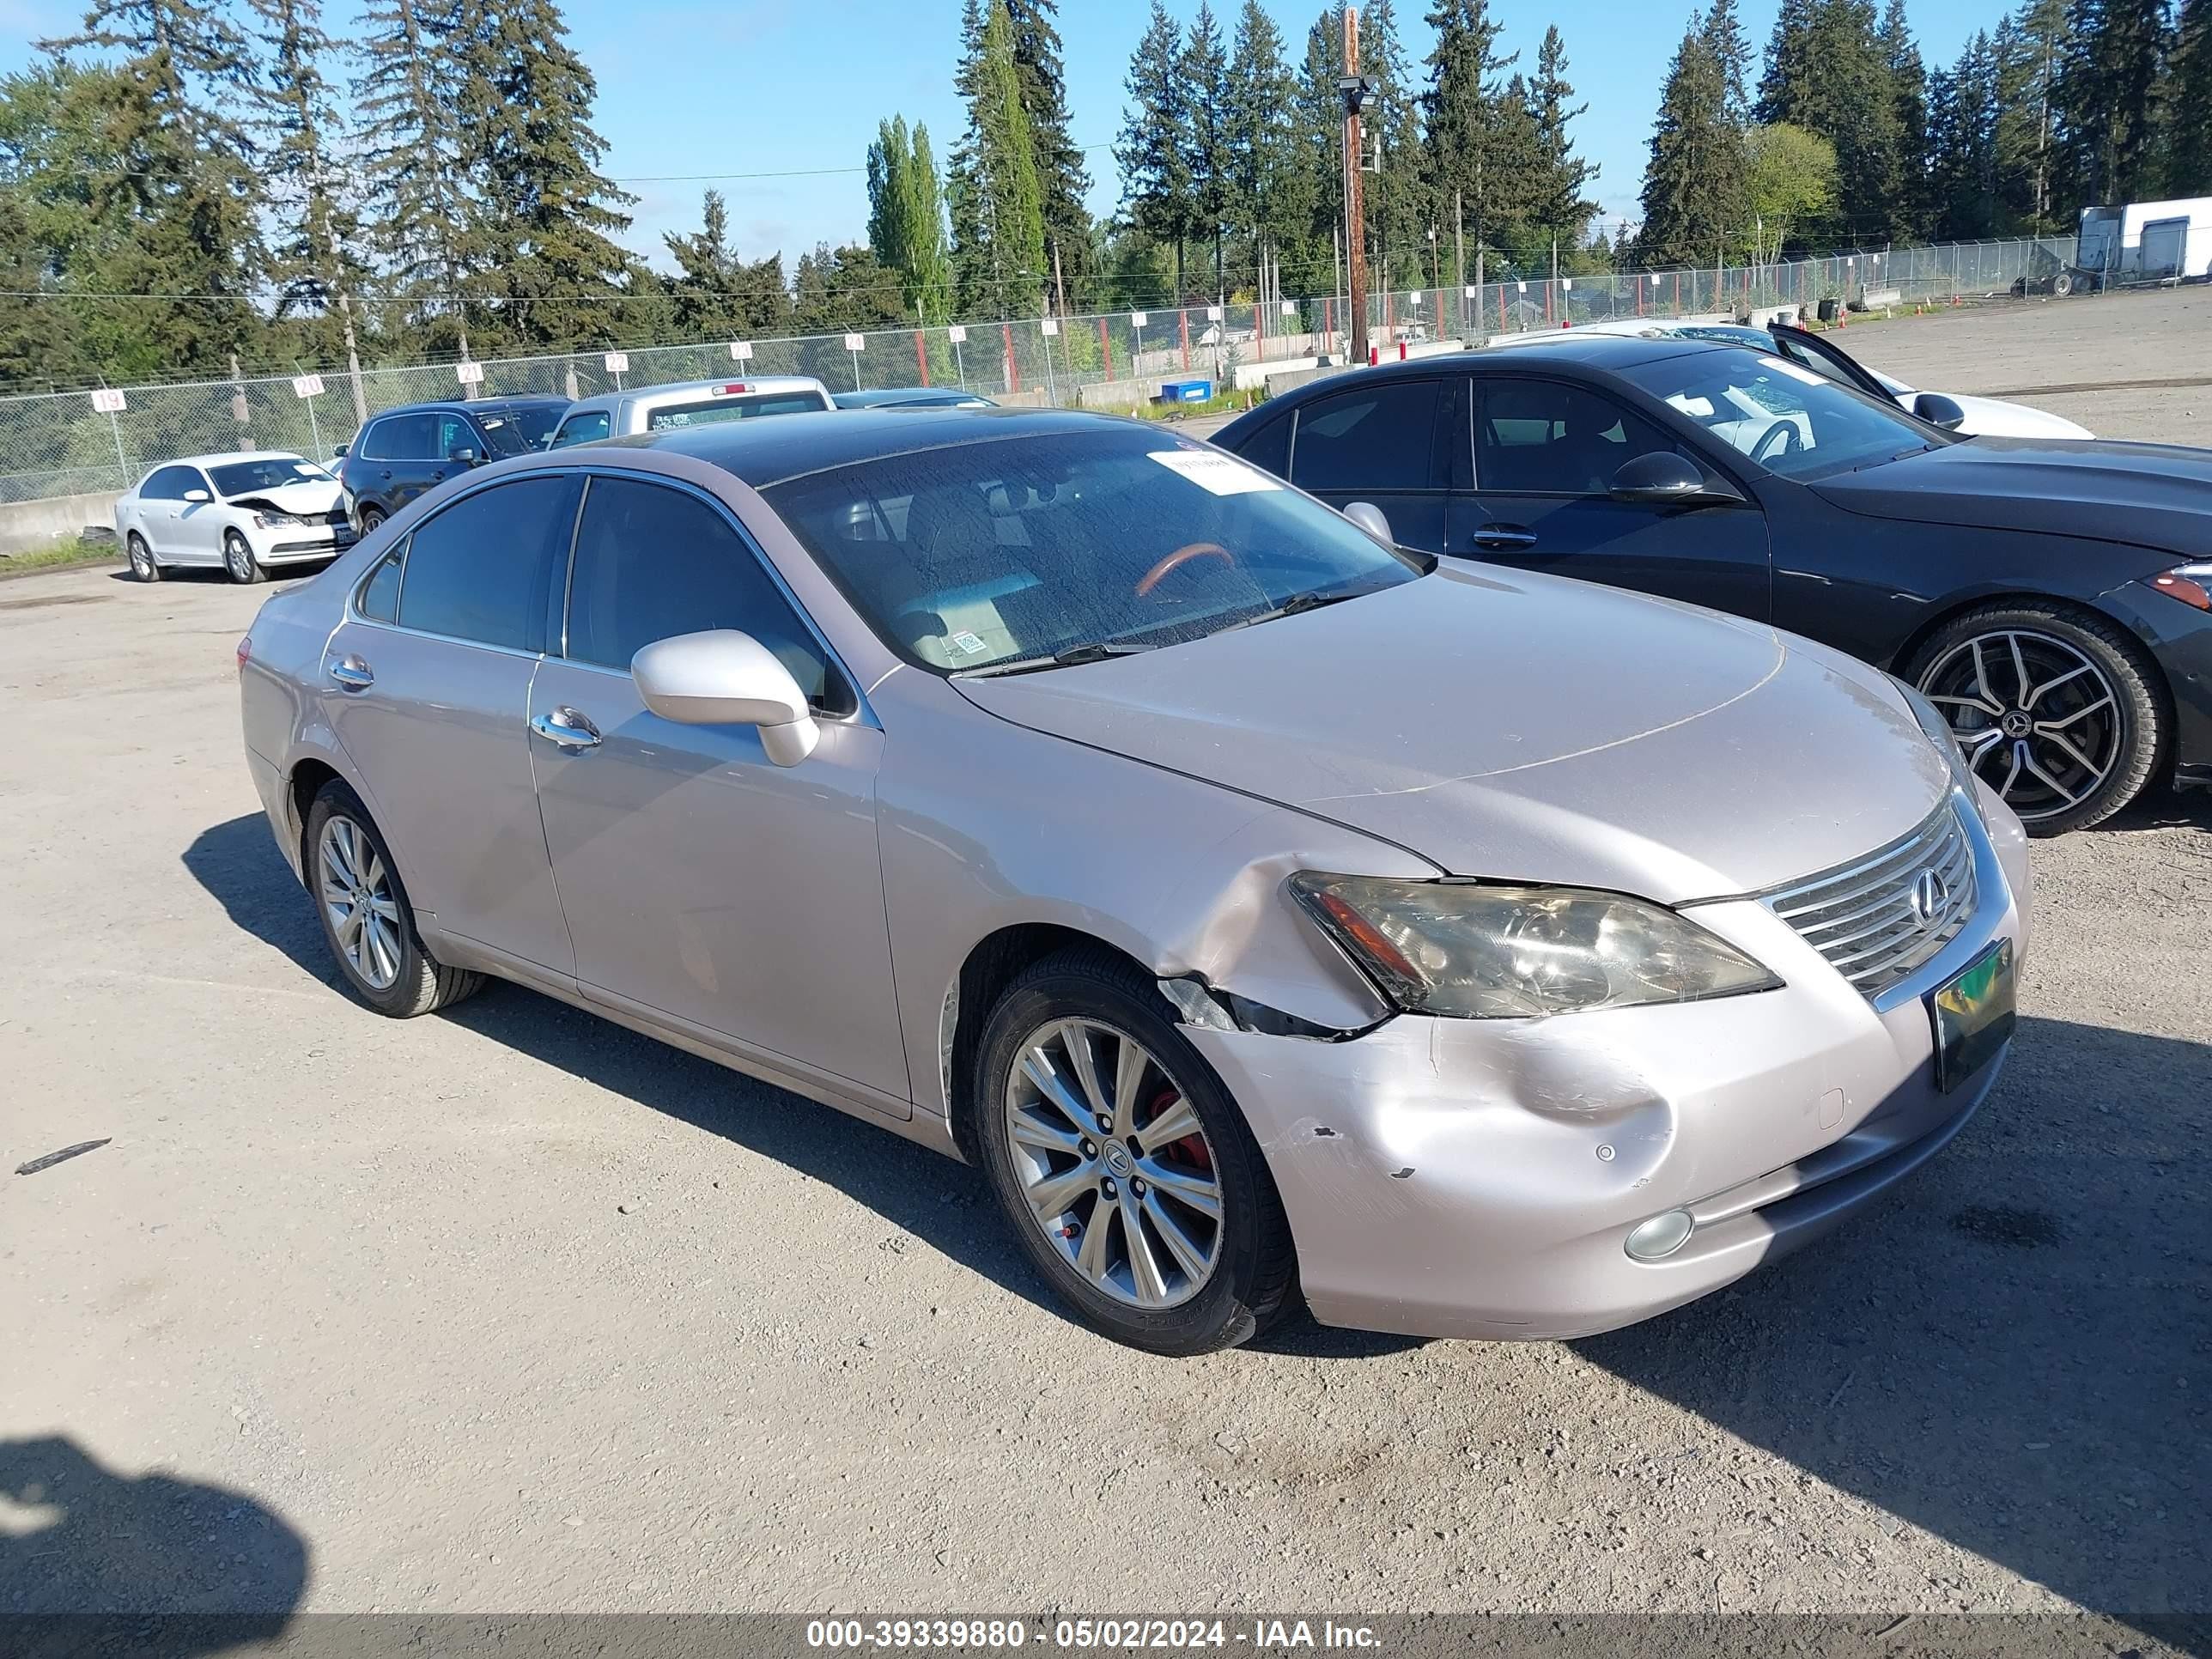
[251,510,306,528]
[2148,563,2211,611]
[1287,872,1781,1019]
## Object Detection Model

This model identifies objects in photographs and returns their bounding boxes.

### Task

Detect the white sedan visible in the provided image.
[116,452,357,584]
[1518,319,2093,439]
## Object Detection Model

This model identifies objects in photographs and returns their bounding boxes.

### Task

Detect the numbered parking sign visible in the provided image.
[948,325,968,343]
[456,360,484,385]
[843,333,866,352]
[729,341,754,362]
[90,387,127,414]
[292,374,325,398]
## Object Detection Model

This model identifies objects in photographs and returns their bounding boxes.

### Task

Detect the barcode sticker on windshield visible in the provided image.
[1148,449,1282,495]
[1758,355,1827,386]
[948,630,988,656]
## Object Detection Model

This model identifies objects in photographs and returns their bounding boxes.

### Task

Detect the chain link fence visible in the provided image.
[0,237,2080,508]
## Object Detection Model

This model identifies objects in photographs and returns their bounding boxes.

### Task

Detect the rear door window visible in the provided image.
[394,476,580,652]
[1290,380,1443,492]
[362,413,437,460]
[550,410,611,448]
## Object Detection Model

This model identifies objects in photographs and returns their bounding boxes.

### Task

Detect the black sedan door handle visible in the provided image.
[1468,525,1539,550]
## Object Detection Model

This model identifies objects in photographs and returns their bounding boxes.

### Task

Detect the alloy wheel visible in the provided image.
[318,814,401,990]
[1002,1017,1224,1310]
[1918,629,2123,823]
[128,537,152,580]
[225,534,253,582]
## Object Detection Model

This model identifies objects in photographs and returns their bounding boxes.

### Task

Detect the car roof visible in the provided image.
[600,405,1139,487]
[154,450,311,470]
[833,387,992,408]
[369,395,570,416]
[558,375,829,419]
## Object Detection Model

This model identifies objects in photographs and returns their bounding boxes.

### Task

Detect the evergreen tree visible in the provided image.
[1362,0,1427,288]
[662,189,790,341]
[1004,1,1092,305]
[2168,0,2212,191]
[1881,0,1931,239]
[354,0,471,351]
[1927,32,2003,236]
[447,0,636,351]
[39,0,265,374]
[1757,0,1816,120]
[1754,0,1906,242]
[1227,0,1308,283]
[2054,0,2171,205]
[1115,2,1194,295]
[1296,5,1347,288]
[1421,0,1513,271]
[1705,0,1753,115]
[246,0,368,368]
[952,0,1048,313]
[1994,0,2069,229]
[1637,16,1747,268]
[867,117,954,323]
[1528,27,1598,256]
[1181,2,1233,295]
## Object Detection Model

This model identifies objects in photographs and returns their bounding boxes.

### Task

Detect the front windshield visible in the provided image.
[1621,345,1942,478]
[763,427,1419,673]
[210,457,331,495]
[477,405,562,454]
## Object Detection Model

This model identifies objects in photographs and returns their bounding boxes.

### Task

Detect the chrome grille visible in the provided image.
[1764,801,1977,1000]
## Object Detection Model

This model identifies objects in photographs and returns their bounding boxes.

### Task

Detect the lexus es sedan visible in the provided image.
[1215,336,2212,833]
[117,452,356,584]
[239,409,2028,1355]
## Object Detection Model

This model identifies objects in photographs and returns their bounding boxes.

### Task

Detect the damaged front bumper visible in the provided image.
[1174,792,2029,1343]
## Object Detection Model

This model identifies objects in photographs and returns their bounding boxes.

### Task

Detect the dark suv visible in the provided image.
[338,398,569,531]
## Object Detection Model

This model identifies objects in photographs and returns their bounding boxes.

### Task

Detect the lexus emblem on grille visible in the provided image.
[1909,867,1948,927]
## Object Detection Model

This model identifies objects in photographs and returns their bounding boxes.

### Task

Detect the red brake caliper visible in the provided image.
[1149,1086,1210,1172]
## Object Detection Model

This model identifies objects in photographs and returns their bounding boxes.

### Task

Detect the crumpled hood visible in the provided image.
[1813,437,2212,559]
[954,567,1949,903]
[225,479,343,515]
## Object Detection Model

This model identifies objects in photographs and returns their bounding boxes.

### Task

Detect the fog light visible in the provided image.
[1625,1208,1695,1261]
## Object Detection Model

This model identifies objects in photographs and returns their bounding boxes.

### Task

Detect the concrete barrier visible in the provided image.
[0,490,117,556]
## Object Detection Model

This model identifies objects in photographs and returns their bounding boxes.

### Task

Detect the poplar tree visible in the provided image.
[867,117,954,323]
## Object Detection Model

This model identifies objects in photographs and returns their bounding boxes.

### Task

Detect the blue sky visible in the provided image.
[6,0,2002,273]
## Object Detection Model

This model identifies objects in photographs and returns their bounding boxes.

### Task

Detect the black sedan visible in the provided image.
[833,387,998,410]
[1213,336,2212,834]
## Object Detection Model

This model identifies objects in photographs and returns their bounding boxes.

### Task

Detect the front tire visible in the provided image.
[223,529,264,585]
[127,532,161,583]
[1905,603,2165,835]
[972,948,1297,1355]
[303,781,483,1017]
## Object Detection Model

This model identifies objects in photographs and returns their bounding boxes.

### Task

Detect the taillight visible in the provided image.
[2149,566,2212,611]
[235,635,252,673]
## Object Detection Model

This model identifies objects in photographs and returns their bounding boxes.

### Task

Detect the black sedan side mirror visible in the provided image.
[448,446,480,466]
[1609,452,1742,507]
[1912,392,1966,432]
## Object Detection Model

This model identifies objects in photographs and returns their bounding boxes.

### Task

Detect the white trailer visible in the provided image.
[2075,198,2212,285]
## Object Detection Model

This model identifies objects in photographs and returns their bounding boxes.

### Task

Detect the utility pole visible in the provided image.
[1454,188,1465,335]
[1339,9,1375,368]
[1051,239,1068,323]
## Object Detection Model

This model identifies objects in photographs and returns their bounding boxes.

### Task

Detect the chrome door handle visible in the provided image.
[328,655,374,690]
[530,708,602,750]
[1468,526,1539,550]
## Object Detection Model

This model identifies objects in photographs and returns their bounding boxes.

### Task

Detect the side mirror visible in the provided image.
[631,629,819,767]
[1912,392,1966,432]
[1608,452,1741,507]
[1341,501,1394,544]
[448,446,480,466]
[182,488,210,503]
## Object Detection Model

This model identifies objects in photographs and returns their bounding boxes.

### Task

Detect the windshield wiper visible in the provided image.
[1221,586,1376,633]
[952,641,1155,679]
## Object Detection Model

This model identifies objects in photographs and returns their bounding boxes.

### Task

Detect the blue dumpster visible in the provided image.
[1156,378,1214,404]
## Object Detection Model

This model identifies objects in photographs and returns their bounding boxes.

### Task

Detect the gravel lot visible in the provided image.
[3,292,2207,1639]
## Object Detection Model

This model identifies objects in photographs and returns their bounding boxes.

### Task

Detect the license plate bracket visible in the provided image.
[1929,938,2015,1092]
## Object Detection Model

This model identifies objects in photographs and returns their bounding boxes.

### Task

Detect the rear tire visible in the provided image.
[224,529,264,585]
[127,532,161,583]
[971,947,1297,1355]
[357,505,386,535]
[1904,602,2165,836]
[303,780,483,1018]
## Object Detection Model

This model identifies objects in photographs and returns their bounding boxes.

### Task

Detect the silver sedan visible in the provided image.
[236,408,2030,1354]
